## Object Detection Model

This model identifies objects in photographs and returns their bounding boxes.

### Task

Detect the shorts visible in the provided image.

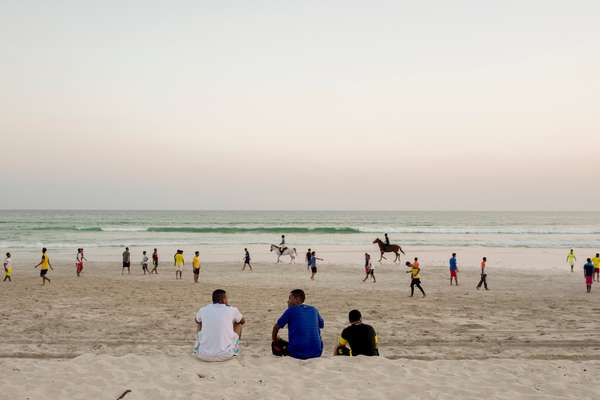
[586,276,593,285]
[76,262,84,273]
[244,258,250,264]
[450,270,457,278]
[40,269,48,277]
[311,266,317,273]
[595,267,599,272]
[5,267,13,277]
[153,260,159,266]
[193,267,200,275]
[123,261,130,268]
[176,265,183,272]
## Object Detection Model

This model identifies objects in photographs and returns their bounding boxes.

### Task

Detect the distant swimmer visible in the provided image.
[34,247,53,286]
[151,248,159,274]
[476,257,489,290]
[3,252,13,282]
[584,258,594,294]
[122,247,131,275]
[174,249,184,280]
[193,251,201,282]
[566,249,576,272]
[362,253,376,283]
[449,253,459,286]
[75,248,87,277]
[242,248,252,272]
[141,251,150,275]
[592,253,600,282]
[405,260,425,297]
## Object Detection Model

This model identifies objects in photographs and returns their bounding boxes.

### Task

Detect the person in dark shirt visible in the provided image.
[335,310,379,356]
[384,233,390,246]
[305,248,312,271]
[584,258,595,294]
[279,235,287,255]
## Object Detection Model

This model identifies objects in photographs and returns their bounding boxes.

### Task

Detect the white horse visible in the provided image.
[270,244,297,263]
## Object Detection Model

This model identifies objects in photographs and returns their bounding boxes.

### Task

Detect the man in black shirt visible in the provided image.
[335,310,379,356]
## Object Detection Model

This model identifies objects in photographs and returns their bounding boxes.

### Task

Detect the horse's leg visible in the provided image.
[277,254,281,263]
[394,252,400,262]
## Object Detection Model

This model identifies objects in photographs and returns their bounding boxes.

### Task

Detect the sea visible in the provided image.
[1,210,599,254]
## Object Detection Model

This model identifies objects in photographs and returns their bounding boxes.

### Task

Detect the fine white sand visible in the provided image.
[1,247,599,399]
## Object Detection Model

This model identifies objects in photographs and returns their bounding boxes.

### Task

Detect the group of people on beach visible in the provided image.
[569,249,600,293]
[193,288,379,362]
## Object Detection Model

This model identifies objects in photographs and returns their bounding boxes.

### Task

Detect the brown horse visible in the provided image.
[373,238,405,262]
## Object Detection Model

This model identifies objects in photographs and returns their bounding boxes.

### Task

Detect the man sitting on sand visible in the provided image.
[334,309,379,356]
[193,289,245,362]
[272,289,324,359]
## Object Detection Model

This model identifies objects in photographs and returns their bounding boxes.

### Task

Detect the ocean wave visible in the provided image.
[146,226,360,234]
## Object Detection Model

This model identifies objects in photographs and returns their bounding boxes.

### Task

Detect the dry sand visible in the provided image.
[0,249,599,399]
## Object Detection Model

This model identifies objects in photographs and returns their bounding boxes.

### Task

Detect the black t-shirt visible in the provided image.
[341,323,379,356]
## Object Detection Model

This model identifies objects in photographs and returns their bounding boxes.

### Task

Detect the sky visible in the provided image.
[1,0,599,210]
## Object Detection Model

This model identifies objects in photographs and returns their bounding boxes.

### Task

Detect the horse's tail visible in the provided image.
[293,248,297,255]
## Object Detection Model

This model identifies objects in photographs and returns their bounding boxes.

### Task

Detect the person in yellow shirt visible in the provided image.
[566,249,576,272]
[193,251,201,283]
[3,252,13,282]
[34,247,53,285]
[174,249,185,280]
[592,253,600,282]
[405,260,425,297]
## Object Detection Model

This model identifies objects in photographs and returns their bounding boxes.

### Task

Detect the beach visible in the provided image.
[1,247,599,399]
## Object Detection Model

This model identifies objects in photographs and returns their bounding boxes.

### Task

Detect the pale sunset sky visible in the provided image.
[1,1,599,210]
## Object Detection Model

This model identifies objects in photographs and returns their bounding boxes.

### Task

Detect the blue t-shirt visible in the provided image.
[276,304,324,359]
[449,257,457,271]
[584,262,595,277]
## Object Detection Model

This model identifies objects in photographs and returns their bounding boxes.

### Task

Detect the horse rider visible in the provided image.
[384,233,390,247]
[280,235,288,255]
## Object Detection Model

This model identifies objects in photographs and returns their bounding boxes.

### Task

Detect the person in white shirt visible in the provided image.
[3,253,13,282]
[141,251,149,275]
[193,289,245,362]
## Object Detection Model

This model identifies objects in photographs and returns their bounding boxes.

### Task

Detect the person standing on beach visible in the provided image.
[141,251,150,275]
[584,258,594,293]
[567,249,576,272]
[3,252,13,282]
[151,248,159,274]
[193,289,245,362]
[406,260,425,297]
[75,248,87,277]
[121,247,131,275]
[449,253,459,286]
[592,253,600,282]
[193,251,201,282]
[272,289,324,359]
[174,249,184,280]
[362,253,376,283]
[34,247,53,285]
[305,248,312,271]
[476,257,489,290]
[310,251,323,280]
[242,248,252,272]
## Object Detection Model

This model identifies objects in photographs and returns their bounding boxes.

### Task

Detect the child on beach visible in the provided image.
[584,258,594,293]
[592,253,600,282]
[476,257,488,290]
[193,251,201,282]
[34,247,53,285]
[449,253,459,285]
[174,249,184,280]
[141,251,150,275]
[242,248,252,271]
[151,248,159,274]
[362,253,375,283]
[3,252,13,282]
[75,248,87,277]
[310,251,323,280]
[405,260,426,297]
[567,249,576,272]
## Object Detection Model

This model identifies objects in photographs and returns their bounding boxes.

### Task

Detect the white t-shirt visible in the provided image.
[195,303,243,361]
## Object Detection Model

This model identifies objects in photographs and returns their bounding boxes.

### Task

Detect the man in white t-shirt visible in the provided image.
[193,289,245,361]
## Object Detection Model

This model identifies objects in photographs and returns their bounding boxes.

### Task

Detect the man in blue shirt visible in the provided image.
[272,289,324,359]
[449,253,459,286]
[584,258,595,294]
